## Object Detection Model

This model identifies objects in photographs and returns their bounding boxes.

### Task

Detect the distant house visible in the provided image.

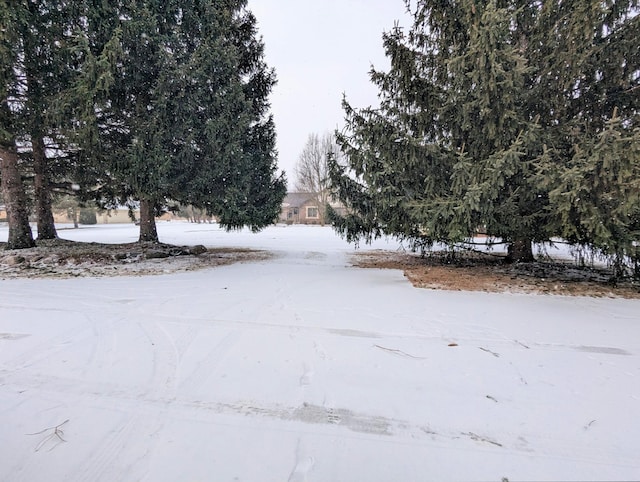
[280,192,318,224]
[51,205,140,225]
[279,192,346,225]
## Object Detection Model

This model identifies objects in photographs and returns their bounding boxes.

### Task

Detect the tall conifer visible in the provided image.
[330,0,639,267]
[1,1,35,249]
[73,0,285,242]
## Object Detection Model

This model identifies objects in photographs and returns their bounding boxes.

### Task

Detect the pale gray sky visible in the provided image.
[246,0,411,189]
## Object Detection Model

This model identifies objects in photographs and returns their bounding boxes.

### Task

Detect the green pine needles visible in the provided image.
[1,0,286,246]
[72,0,286,242]
[329,0,639,274]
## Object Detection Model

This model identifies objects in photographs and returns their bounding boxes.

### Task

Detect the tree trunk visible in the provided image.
[33,135,58,240]
[0,142,35,249]
[71,207,79,228]
[506,238,534,263]
[319,198,326,226]
[138,199,159,243]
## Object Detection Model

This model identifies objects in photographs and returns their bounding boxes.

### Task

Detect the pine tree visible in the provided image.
[330,0,544,260]
[531,1,640,275]
[330,0,639,265]
[548,112,640,277]
[21,1,84,240]
[0,1,35,249]
[1,1,88,245]
[72,0,285,243]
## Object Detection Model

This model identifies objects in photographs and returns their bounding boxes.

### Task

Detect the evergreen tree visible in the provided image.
[532,1,640,274]
[547,112,640,277]
[330,0,639,265]
[1,1,88,244]
[330,0,545,260]
[72,0,285,243]
[20,1,84,240]
[1,1,35,249]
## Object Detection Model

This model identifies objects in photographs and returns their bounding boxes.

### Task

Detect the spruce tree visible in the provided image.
[1,1,87,244]
[0,1,35,249]
[548,112,640,277]
[72,0,285,243]
[534,1,640,274]
[21,1,83,240]
[330,0,545,260]
[330,0,639,265]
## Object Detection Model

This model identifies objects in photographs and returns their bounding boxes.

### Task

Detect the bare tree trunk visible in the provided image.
[318,191,329,226]
[506,238,534,263]
[33,135,58,240]
[138,198,159,243]
[0,142,35,249]
[71,207,78,228]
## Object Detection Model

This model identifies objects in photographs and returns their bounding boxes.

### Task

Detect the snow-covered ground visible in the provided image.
[1,222,639,481]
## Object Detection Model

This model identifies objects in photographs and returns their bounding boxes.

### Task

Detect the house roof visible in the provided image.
[282,192,316,208]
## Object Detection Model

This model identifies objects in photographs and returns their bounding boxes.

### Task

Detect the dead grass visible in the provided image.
[352,250,640,299]
[0,238,270,279]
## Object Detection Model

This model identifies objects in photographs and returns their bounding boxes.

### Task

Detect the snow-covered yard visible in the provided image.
[1,223,639,481]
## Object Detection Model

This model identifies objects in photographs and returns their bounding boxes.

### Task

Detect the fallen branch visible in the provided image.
[479,347,500,358]
[373,344,427,359]
[464,431,503,447]
[27,419,69,452]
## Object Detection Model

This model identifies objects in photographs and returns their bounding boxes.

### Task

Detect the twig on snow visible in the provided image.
[373,344,427,359]
[27,419,69,452]
[464,431,503,447]
[479,347,500,358]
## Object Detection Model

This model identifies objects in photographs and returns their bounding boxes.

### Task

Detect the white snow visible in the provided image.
[1,222,639,481]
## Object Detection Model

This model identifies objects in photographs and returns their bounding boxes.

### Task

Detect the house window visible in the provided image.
[306,206,319,218]
[293,208,299,215]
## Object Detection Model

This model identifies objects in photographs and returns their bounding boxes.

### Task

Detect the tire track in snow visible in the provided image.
[3,366,638,471]
[146,311,547,351]
[68,411,168,482]
[69,415,139,482]
[177,329,243,394]
[0,315,96,371]
[83,315,119,380]
[171,324,199,358]
[138,321,180,399]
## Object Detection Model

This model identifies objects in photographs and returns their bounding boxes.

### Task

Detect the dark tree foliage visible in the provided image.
[71,0,285,242]
[1,1,99,245]
[22,1,88,240]
[330,0,639,267]
[1,1,35,248]
[533,2,640,275]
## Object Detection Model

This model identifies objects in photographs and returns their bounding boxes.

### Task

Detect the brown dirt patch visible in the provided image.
[352,250,640,299]
[0,238,270,279]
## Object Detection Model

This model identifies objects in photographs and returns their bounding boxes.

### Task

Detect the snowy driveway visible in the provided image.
[1,224,639,481]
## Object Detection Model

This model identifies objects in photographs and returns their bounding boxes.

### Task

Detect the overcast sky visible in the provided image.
[246,0,411,189]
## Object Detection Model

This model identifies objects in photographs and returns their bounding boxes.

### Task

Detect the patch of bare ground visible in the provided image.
[0,238,270,279]
[352,250,640,299]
